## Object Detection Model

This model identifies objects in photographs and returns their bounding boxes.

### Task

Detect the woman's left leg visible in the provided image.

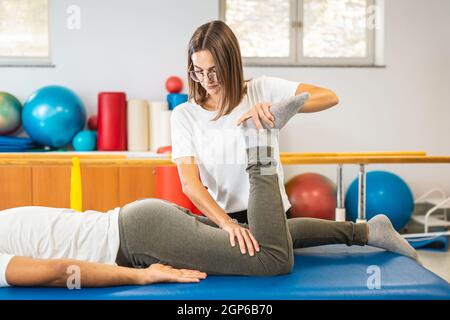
[116,197,291,276]
[287,217,367,248]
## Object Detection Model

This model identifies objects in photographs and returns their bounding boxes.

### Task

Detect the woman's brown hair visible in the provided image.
[187,20,246,120]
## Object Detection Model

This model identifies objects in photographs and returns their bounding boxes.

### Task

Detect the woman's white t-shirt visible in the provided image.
[171,76,300,214]
[0,206,120,287]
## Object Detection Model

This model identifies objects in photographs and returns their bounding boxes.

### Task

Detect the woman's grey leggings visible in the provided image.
[116,154,368,276]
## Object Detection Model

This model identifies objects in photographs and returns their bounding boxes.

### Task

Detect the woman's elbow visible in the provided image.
[180,179,193,197]
[329,90,339,107]
[181,182,189,196]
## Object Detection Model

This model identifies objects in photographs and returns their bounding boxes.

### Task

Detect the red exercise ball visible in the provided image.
[165,76,183,94]
[285,173,336,220]
[87,114,98,130]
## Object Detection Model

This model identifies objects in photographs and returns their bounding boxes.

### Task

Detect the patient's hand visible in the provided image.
[141,263,207,284]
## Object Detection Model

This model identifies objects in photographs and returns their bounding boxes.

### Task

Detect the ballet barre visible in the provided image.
[2,151,450,225]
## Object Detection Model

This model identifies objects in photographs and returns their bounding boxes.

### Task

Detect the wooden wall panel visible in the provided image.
[118,166,157,207]
[0,167,33,210]
[82,166,119,212]
[1,165,158,212]
[32,166,70,208]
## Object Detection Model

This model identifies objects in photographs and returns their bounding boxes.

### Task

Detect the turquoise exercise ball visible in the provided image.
[22,86,86,148]
[345,171,414,230]
[0,92,22,135]
[72,130,97,151]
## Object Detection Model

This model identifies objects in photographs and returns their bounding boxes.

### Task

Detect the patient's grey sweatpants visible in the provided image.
[116,155,367,276]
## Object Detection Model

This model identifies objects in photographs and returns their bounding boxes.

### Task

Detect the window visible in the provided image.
[0,0,50,65]
[220,0,383,66]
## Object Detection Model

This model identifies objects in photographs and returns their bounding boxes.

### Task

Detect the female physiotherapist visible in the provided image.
[171,20,340,256]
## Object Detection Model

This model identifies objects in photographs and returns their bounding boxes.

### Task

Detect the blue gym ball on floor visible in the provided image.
[22,85,86,148]
[345,170,414,230]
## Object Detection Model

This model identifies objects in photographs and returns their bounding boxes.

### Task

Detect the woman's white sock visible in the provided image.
[367,214,419,262]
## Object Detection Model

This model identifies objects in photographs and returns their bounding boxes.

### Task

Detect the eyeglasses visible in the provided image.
[189,69,218,83]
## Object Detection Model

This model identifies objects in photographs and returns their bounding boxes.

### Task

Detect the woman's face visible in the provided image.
[191,50,220,96]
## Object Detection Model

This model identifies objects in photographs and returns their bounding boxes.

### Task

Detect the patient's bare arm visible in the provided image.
[6,256,207,288]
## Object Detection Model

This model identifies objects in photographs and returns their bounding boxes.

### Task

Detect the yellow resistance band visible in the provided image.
[70,157,83,211]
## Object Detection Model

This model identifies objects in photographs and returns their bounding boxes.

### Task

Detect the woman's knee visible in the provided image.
[275,254,294,275]
[259,250,294,276]
[263,261,293,276]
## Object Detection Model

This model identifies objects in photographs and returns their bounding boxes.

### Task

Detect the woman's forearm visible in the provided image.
[183,180,230,227]
[6,256,143,288]
[295,83,339,113]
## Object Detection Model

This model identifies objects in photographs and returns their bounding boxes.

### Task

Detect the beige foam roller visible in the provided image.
[127,99,149,151]
[159,110,172,149]
[148,101,169,151]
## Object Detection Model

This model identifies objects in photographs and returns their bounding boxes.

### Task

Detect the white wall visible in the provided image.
[1,0,449,196]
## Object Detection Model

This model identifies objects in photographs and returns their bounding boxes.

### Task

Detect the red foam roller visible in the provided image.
[97,92,127,151]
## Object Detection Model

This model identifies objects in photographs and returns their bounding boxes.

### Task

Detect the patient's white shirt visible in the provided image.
[0,206,120,287]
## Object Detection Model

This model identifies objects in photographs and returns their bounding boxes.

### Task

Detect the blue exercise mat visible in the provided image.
[1,245,449,300]
[407,235,449,251]
[0,136,41,151]
[0,136,37,146]
[0,146,40,152]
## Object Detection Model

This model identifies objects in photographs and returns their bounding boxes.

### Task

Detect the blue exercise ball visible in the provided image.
[22,86,86,148]
[0,92,22,135]
[345,171,414,230]
[72,130,97,151]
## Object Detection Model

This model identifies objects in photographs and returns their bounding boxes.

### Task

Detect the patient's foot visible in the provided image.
[239,93,309,173]
[239,93,310,150]
[367,214,419,262]
[242,93,310,131]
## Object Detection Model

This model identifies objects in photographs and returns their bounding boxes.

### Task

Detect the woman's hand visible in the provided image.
[220,219,261,256]
[139,263,207,285]
[236,102,274,129]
